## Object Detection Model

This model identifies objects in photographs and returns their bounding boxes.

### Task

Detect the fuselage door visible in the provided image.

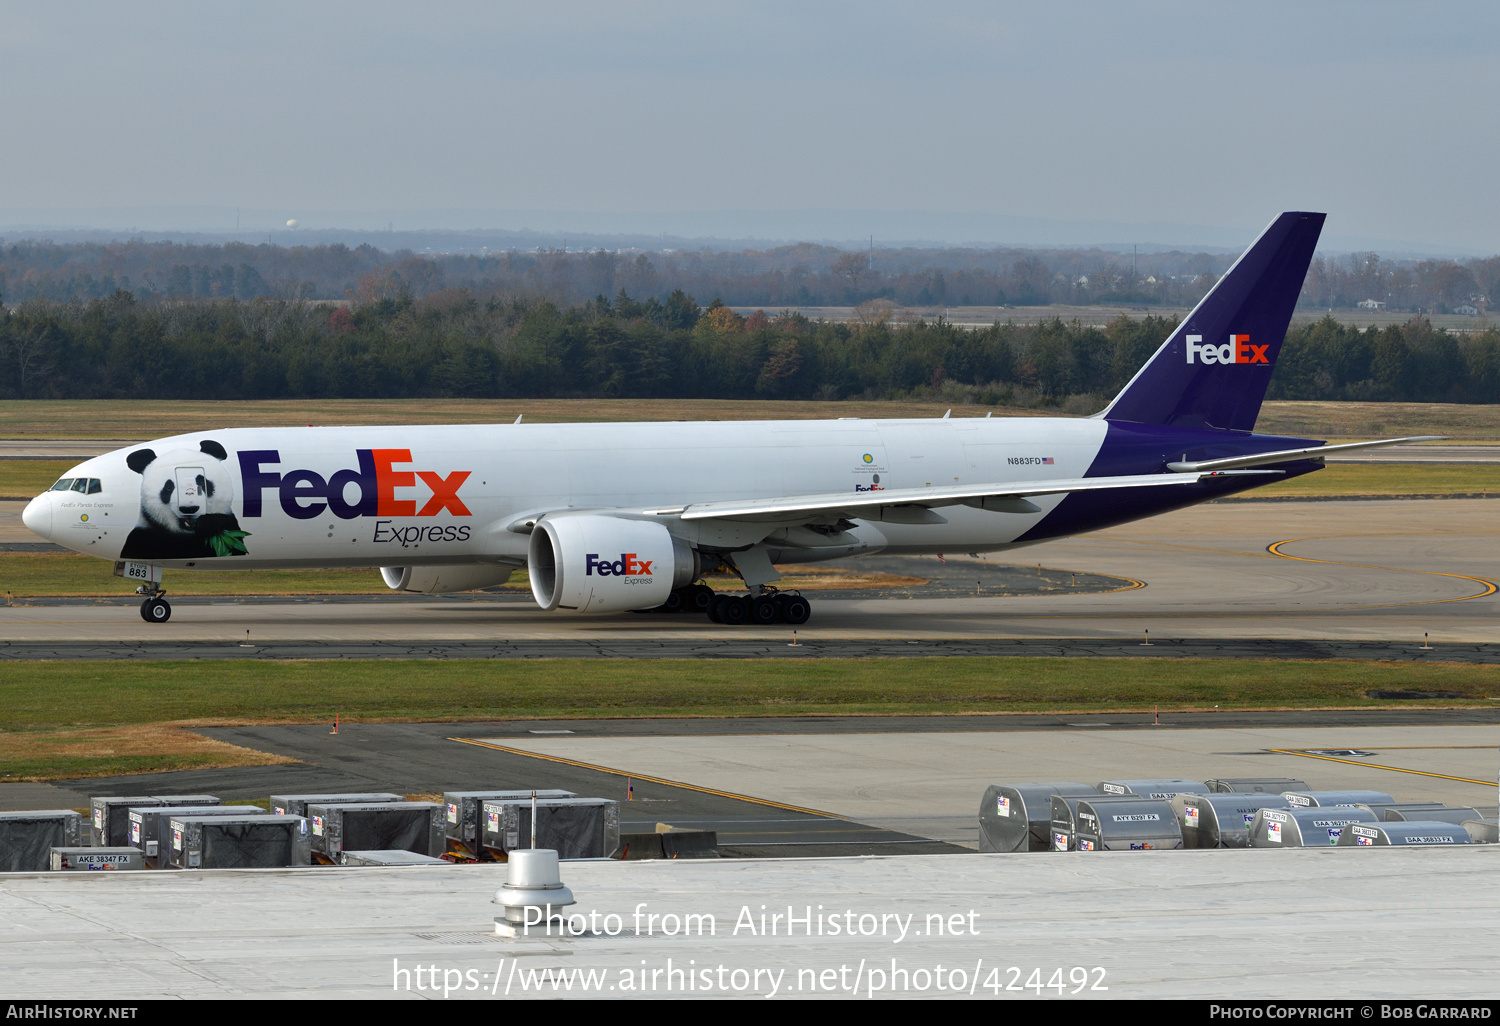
[175,467,206,516]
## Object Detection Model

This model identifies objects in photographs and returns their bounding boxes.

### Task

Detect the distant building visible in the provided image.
[1454,305,1480,316]
[1357,298,1386,310]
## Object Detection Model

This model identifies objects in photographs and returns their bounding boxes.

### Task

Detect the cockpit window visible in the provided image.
[51,478,75,491]
[71,478,89,493]
[87,478,102,494]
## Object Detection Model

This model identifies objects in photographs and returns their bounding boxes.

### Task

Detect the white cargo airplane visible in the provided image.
[22,212,1432,625]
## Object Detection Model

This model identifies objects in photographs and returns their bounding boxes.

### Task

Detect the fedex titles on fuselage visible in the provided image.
[1186,333,1269,365]
[237,448,473,545]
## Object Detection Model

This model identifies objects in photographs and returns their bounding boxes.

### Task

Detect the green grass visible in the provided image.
[1256,401,1500,441]
[1251,463,1500,498]
[0,398,973,438]
[0,459,73,497]
[4,398,1499,441]
[0,722,299,781]
[4,657,1497,729]
[4,657,1496,779]
[0,551,404,595]
[0,552,532,597]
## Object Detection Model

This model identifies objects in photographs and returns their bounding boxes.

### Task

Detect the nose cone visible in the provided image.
[21,493,52,539]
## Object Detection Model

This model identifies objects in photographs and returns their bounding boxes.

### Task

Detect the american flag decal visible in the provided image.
[1042,457,1054,464]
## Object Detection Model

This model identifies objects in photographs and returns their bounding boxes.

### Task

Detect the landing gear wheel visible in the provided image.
[706,595,724,623]
[661,589,685,613]
[750,594,781,625]
[686,584,714,614]
[140,597,172,623]
[718,595,750,625]
[779,594,810,625]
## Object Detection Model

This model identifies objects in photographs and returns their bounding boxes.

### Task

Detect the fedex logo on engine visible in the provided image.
[586,553,653,577]
[1186,334,1270,365]
[238,449,471,520]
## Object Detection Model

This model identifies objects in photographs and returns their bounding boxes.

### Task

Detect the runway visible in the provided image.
[3,498,1497,645]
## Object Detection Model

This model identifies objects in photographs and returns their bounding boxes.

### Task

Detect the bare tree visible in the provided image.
[852,298,899,327]
[832,252,870,290]
[2,326,53,398]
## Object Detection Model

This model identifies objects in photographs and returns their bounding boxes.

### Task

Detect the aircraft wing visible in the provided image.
[1165,435,1447,473]
[643,470,1273,525]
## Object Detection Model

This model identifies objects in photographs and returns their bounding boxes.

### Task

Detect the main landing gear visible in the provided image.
[706,591,810,626]
[644,583,811,626]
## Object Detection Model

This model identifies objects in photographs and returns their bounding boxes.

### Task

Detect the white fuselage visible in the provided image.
[27,415,1113,570]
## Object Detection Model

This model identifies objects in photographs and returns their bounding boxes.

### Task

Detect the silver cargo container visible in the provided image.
[167,814,312,869]
[307,802,444,858]
[443,790,575,854]
[91,797,159,848]
[128,805,267,868]
[51,847,145,871]
[1462,820,1498,844]
[1338,822,1471,847]
[1281,790,1394,809]
[342,849,449,866]
[269,792,403,817]
[0,811,85,872]
[90,795,219,847]
[1096,779,1210,800]
[1173,794,1292,848]
[978,783,1095,853]
[480,797,620,860]
[1250,806,1379,847]
[1356,802,1447,820]
[1206,778,1309,794]
[1075,799,1182,851]
[1049,794,1141,852]
[1381,806,1482,825]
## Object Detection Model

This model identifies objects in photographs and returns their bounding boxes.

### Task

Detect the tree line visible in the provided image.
[3,288,1499,408]
[2,235,1494,315]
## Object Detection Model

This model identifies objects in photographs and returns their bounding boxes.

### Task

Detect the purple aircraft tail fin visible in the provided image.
[1099,211,1324,432]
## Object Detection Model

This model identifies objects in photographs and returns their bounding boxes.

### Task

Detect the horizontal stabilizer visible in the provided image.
[1166,436,1447,473]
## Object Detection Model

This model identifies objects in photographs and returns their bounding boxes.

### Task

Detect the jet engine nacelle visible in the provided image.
[380,564,517,595]
[528,514,697,613]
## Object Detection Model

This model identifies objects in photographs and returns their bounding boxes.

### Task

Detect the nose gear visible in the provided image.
[134,575,171,623]
[140,597,172,623]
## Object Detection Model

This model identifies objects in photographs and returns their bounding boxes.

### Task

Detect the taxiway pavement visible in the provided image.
[3,498,1496,644]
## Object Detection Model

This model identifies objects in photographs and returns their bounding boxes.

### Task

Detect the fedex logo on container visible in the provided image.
[1186,334,1270,365]
[586,553,653,577]
[238,449,471,520]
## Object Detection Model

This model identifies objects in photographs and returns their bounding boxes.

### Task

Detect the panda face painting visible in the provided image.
[120,440,251,560]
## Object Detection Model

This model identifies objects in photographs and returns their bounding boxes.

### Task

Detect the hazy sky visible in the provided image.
[3,2,1498,250]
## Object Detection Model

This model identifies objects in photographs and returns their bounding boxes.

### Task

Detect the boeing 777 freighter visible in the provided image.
[22,212,1433,625]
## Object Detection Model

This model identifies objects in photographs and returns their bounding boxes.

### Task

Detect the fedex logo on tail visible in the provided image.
[586,553,653,577]
[1186,334,1270,365]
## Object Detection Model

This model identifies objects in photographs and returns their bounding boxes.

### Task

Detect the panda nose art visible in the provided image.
[178,505,200,515]
[22,493,53,539]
